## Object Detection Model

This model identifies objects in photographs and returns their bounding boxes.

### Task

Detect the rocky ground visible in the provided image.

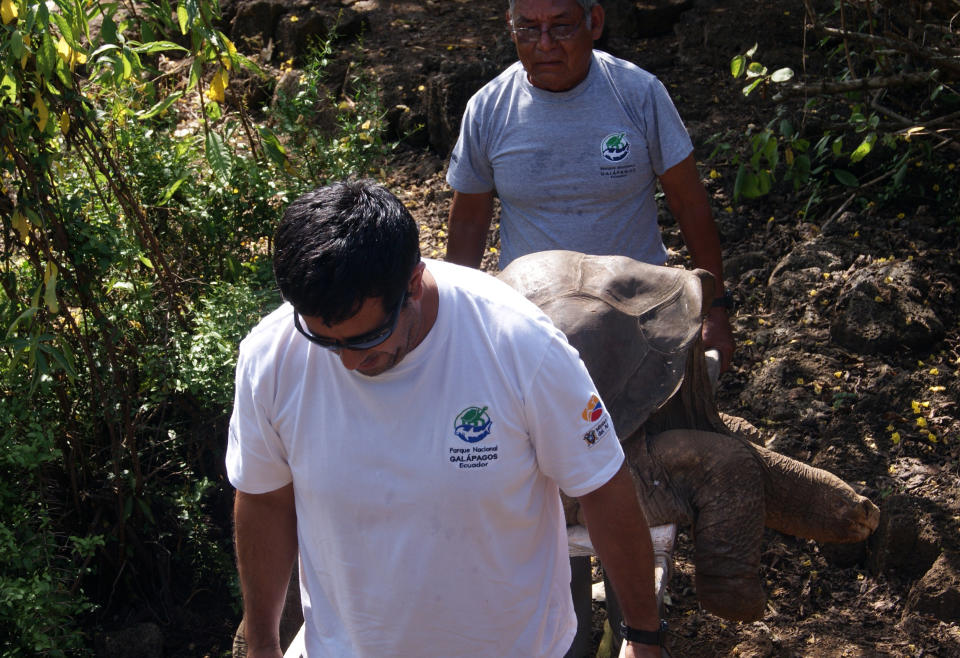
[174,1,960,656]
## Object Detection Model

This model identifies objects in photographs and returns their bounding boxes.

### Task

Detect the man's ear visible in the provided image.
[590,4,604,41]
[408,261,427,301]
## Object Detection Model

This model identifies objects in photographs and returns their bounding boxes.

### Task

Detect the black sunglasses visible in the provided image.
[293,290,407,351]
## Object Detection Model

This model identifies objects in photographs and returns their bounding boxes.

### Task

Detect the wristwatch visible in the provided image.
[619,619,668,646]
[711,290,735,311]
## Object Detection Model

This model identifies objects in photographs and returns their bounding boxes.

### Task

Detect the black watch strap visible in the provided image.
[711,290,734,310]
[619,619,667,646]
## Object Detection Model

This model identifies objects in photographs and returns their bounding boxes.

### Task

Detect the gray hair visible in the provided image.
[508,0,597,28]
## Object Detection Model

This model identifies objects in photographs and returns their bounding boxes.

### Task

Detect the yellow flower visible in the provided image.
[206,68,228,102]
[32,92,49,131]
[911,400,921,413]
[709,169,720,179]
[833,371,843,378]
[929,386,945,392]
[288,15,299,22]
[56,36,87,71]
[1,0,18,24]
[929,367,939,375]
[11,210,30,242]
[897,213,906,219]
[916,417,927,428]
[890,432,901,445]
[927,432,937,443]
[796,377,804,385]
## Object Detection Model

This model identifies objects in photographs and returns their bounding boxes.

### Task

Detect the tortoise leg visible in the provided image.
[748,442,880,543]
[626,429,767,622]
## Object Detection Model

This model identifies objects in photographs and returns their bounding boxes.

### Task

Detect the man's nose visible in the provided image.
[536,27,557,49]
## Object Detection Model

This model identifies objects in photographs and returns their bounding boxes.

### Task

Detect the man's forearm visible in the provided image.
[446,190,494,268]
[235,485,298,654]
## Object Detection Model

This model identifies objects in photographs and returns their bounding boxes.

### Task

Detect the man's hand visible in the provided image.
[703,306,735,372]
[621,640,666,657]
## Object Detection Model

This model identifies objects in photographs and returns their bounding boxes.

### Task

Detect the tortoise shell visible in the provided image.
[499,250,712,441]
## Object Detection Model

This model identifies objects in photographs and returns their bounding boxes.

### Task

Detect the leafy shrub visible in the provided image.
[1,0,394,652]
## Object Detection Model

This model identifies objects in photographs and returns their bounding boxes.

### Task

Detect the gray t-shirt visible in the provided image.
[447,50,693,268]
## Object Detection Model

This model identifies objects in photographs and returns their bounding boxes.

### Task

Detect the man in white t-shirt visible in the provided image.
[445,0,734,372]
[227,180,665,657]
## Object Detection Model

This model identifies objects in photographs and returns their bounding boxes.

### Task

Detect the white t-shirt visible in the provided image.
[227,260,624,657]
[447,50,693,269]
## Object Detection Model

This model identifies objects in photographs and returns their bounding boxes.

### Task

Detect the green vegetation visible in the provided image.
[718,1,959,220]
[0,0,393,653]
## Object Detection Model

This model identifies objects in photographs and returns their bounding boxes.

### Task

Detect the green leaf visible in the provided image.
[187,58,202,91]
[6,307,40,339]
[101,15,118,44]
[733,164,748,201]
[831,137,844,156]
[38,344,77,380]
[135,90,183,120]
[833,169,859,187]
[746,43,758,58]
[37,33,58,81]
[205,131,231,182]
[177,4,189,34]
[779,119,794,140]
[770,68,794,83]
[10,30,25,59]
[205,100,222,121]
[50,12,78,49]
[89,43,121,59]
[850,133,876,163]
[742,78,763,96]
[157,177,187,205]
[730,55,746,78]
[746,62,767,78]
[131,40,189,55]
[138,255,155,269]
[258,127,288,167]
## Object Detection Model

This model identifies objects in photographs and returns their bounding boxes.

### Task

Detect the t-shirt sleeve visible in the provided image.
[642,78,694,176]
[445,93,496,194]
[522,336,625,498]
[225,345,293,494]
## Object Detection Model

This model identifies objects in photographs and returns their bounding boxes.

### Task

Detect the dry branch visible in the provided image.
[773,70,943,100]
[815,25,960,75]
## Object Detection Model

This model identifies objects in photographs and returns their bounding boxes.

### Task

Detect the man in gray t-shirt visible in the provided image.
[445,0,734,371]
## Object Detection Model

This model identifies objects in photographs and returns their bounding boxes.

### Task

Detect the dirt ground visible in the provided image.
[360,1,960,656]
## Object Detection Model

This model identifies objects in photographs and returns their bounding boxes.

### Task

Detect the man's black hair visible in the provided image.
[273,180,421,324]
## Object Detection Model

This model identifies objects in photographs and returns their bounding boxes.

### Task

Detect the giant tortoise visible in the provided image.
[235,251,881,656]
[499,250,880,622]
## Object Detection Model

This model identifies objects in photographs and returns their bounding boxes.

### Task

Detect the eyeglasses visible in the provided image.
[293,290,407,351]
[511,17,584,43]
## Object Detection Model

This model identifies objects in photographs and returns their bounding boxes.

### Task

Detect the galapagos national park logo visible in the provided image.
[600,131,631,162]
[450,405,498,469]
[454,405,493,443]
